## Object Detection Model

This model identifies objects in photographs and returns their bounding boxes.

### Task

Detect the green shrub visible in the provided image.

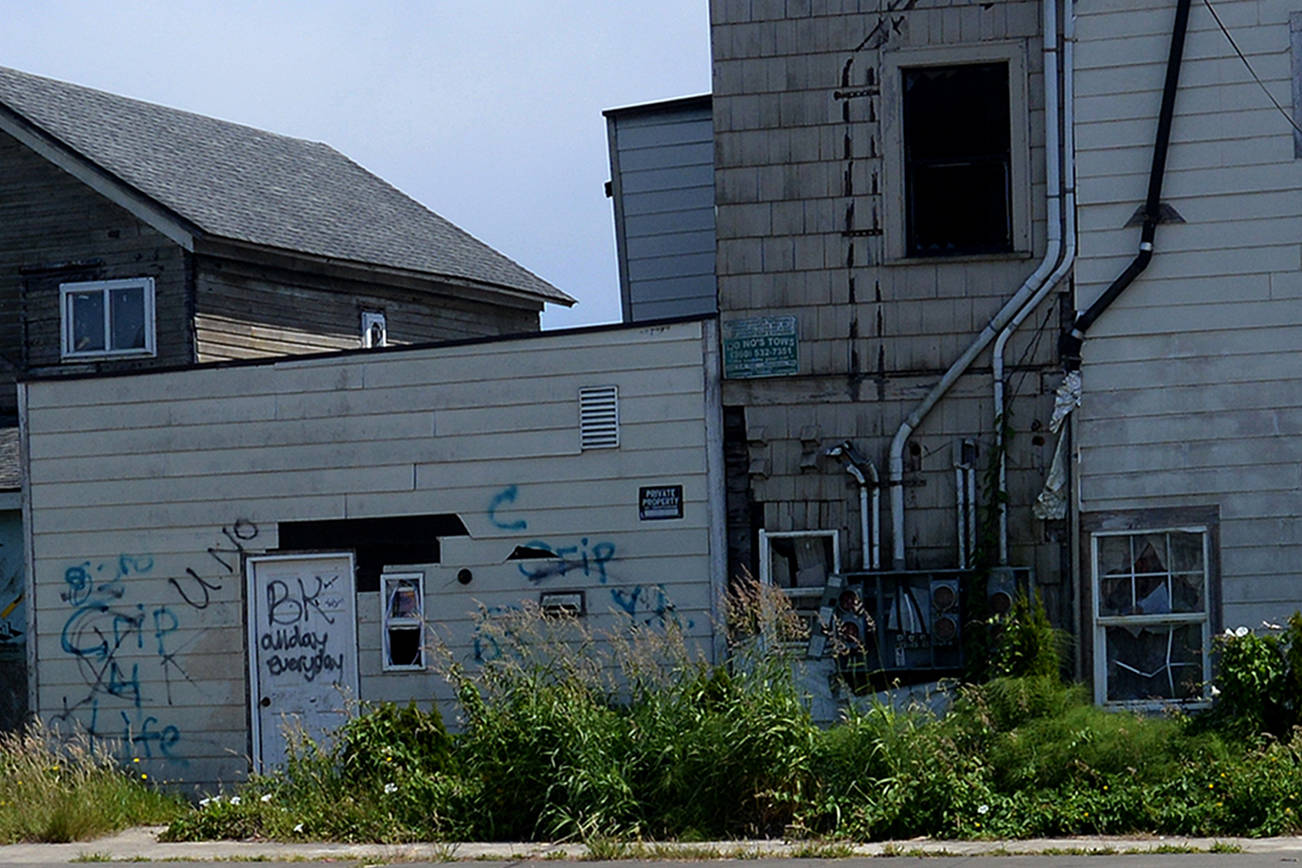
[1202,614,1302,740]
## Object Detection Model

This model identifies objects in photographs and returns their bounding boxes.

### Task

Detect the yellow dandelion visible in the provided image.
[133,757,140,763]
[141,773,148,780]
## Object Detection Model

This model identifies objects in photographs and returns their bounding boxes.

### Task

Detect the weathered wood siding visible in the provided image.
[606,98,718,322]
[710,1,1065,600]
[193,256,541,361]
[1074,0,1302,629]
[0,129,191,417]
[22,319,719,789]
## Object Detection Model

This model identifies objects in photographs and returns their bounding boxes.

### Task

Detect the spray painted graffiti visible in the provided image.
[487,485,620,584]
[53,518,259,762]
[53,554,188,761]
[516,538,617,584]
[610,584,695,630]
[256,572,345,682]
[0,513,23,645]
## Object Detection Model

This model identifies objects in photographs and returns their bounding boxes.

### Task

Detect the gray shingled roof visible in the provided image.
[0,428,17,491]
[0,66,573,305]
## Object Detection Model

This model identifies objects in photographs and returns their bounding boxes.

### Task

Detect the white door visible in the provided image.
[247,553,358,771]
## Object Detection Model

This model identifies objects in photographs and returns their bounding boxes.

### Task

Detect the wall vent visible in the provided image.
[579,385,619,449]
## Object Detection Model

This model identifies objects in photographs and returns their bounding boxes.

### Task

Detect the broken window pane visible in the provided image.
[386,628,422,668]
[1098,535,1131,577]
[1104,623,1203,703]
[1169,531,1204,573]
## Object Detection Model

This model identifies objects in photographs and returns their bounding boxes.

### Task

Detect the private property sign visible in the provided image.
[723,316,798,378]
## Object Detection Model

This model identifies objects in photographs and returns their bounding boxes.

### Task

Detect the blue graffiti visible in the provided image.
[516,538,617,584]
[610,584,695,630]
[488,485,529,531]
[55,552,192,761]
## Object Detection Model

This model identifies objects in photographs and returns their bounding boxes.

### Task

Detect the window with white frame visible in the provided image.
[361,309,387,348]
[60,277,156,359]
[758,529,841,641]
[381,572,424,670]
[1092,527,1211,706]
[882,43,1030,261]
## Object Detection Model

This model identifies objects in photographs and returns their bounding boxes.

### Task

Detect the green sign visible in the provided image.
[723,316,798,379]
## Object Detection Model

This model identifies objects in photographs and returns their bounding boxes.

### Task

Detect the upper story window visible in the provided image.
[59,277,156,360]
[882,44,1030,261]
[361,309,387,348]
[903,62,1012,257]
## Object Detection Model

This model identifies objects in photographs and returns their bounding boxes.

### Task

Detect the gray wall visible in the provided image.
[23,319,721,789]
[710,1,1065,594]
[606,97,718,322]
[1074,0,1302,630]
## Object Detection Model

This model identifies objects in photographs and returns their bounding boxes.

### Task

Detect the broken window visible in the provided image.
[902,62,1012,257]
[382,573,424,670]
[1092,528,1211,706]
[757,529,840,640]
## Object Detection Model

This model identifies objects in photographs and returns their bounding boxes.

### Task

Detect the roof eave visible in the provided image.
[0,102,202,251]
[194,235,576,308]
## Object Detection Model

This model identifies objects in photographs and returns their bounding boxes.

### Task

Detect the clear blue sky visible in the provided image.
[0,1,712,328]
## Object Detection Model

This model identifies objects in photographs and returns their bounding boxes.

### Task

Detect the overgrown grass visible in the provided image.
[0,724,184,843]
[164,587,1302,844]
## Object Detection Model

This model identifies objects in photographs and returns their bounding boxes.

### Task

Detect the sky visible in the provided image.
[0,1,712,329]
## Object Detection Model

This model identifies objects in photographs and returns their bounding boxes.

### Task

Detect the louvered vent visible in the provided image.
[579,385,619,449]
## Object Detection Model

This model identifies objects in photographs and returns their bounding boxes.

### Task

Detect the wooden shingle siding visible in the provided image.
[1074,0,1302,629]
[710,0,1065,590]
[23,319,719,788]
[0,129,190,415]
[193,257,539,362]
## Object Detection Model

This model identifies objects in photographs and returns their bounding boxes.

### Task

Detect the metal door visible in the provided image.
[247,553,357,771]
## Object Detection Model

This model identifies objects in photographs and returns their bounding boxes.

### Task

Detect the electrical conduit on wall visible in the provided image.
[887,0,1069,569]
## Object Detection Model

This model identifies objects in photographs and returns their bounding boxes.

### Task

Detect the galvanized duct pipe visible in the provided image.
[888,0,1067,569]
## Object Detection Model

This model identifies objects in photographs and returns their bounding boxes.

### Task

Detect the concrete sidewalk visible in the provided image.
[3,826,1302,863]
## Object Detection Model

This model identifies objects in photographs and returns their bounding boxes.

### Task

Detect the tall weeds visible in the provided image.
[0,723,182,843]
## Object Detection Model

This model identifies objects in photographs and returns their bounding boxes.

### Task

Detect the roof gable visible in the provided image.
[0,66,572,305]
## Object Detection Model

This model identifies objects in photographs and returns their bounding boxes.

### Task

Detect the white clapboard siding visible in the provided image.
[24,319,719,790]
[1074,0,1302,632]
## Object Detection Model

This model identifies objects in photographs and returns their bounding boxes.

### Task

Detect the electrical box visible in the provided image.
[813,567,1032,691]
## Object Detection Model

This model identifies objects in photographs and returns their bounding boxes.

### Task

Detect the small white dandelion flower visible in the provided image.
[293,823,304,833]
[1235,625,1250,638]
[260,793,272,803]
[229,796,241,806]
[977,804,990,815]
[384,782,398,794]
[1211,685,1222,697]
[1224,628,1236,637]
[199,798,212,808]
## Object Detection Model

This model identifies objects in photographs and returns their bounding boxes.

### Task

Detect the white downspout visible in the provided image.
[888,0,1065,569]
[994,0,1076,565]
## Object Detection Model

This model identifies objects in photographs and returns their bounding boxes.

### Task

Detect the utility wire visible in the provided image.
[1202,0,1302,137]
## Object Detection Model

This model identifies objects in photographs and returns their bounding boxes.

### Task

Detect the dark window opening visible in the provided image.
[386,628,422,667]
[277,514,468,592]
[903,61,1012,257]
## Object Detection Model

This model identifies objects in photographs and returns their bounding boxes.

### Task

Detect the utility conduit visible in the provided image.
[888,0,1067,569]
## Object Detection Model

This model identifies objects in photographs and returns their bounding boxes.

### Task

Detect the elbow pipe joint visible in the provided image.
[826,440,876,487]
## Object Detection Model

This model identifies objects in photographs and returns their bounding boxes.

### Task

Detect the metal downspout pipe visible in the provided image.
[887,0,1066,570]
[994,0,1076,565]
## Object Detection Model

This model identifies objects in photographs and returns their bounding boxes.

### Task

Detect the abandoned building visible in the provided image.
[0,64,574,727]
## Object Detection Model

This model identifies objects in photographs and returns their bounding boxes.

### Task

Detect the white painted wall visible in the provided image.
[1074,0,1302,629]
[22,319,721,789]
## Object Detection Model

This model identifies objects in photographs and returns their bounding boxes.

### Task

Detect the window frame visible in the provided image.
[881,42,1032,262]
[758,529,841,642]
[381,571,425,672]
[1090,525,1213,709]
[361,309,387,348]
[59,277,157,360]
